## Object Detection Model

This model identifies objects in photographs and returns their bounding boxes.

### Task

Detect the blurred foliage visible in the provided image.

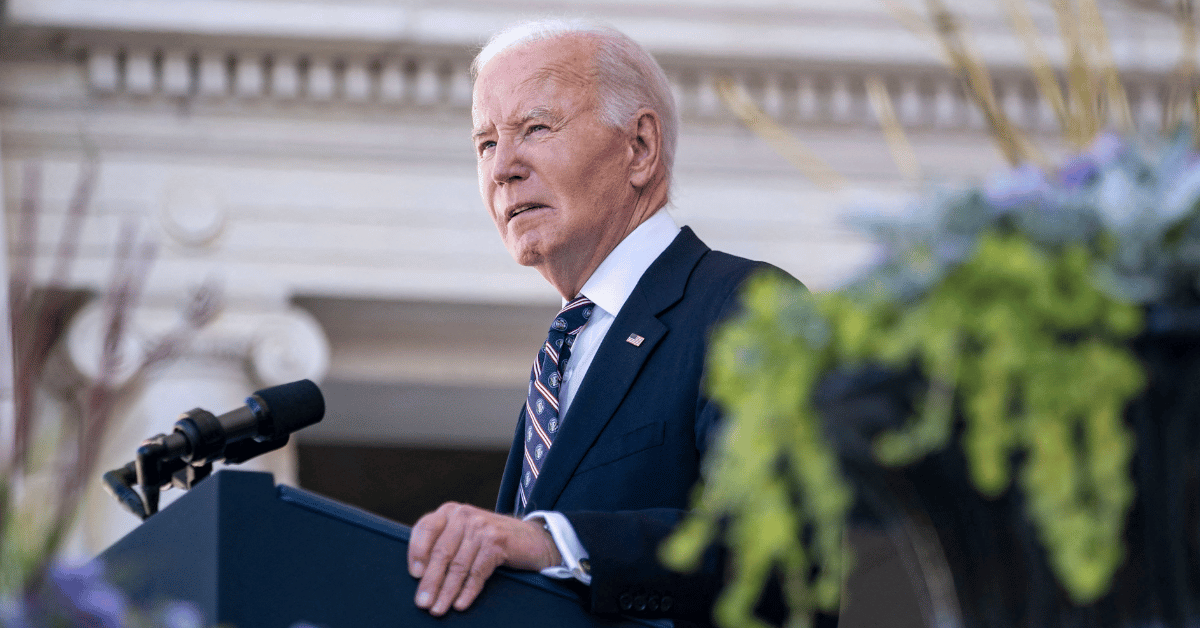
[662,0,1200,622]
[0,162,220,626]
[665,128,1200,627]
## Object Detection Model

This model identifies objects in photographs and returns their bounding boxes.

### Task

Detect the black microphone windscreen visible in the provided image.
[250,379,325,436]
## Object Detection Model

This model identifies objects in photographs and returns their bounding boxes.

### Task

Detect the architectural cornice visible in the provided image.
[6,0,1186,68]
[1,1,1187,137]
[11,39,1179,139]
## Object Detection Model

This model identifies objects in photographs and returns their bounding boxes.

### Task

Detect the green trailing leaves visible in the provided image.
[661,130,1200,626]
[661,272,851,628]
[665,229,1145,627]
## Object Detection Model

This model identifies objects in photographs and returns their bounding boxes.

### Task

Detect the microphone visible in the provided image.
[102,379,325,519]
[155,378,325,466]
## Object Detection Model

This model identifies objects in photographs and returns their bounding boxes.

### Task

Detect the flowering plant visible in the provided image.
[662,0,1200,626]
[2,562,206,628]
[0,163,219,627]
[665,128,1200,626]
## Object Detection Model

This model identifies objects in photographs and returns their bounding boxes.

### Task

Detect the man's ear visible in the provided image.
[628,108,662,189]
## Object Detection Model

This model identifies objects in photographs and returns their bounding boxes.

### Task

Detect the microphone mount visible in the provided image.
[102,379,323,520]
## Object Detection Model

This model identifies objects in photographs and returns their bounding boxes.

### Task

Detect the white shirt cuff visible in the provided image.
[523,510,592,585]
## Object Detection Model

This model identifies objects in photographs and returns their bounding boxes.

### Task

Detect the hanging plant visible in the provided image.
[663,0,1200,625]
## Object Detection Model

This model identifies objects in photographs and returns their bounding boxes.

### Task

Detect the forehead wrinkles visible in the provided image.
[472,40,599,130]
[527,57,595,92]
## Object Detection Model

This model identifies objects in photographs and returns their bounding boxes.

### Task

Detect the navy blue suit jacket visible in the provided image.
[496,226,791,625]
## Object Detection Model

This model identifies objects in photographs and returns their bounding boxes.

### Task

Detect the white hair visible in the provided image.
[472,19,679,191]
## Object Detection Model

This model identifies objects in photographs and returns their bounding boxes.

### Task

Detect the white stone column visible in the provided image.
[61,299,330,557]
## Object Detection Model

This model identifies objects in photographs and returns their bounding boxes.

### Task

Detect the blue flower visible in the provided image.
[1060,155,1100,190]
[1061,131,1129,192]
[35,561,130,628]
[984,162,1052,212]
[158,601,203,628]
[1085,130,1127,167]
[1160,154,1200,223]
[1095,167,1143,228]
[0,595,35,628]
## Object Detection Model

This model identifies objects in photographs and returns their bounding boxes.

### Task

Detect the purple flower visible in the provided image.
[985,162,1053,211]
[159,601,203,628]
[0,595,35,628]
[1086,130,1127,166]
[1060,154,1100,190]
[1058,131,1130,191]
[32,561,130,628]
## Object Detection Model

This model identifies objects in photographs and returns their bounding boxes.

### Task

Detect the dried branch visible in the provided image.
[926,0,1038,165]
[1004,0,1071,131]
[882,0,951,63]
[1167,0,1197,132]
[865,76,922,181]
[1079,0,1134,132]
[1,159,221,596]
[46,160,96,292]
[140,280,223,372]
[714,77,847,192]
[10,163,40,310]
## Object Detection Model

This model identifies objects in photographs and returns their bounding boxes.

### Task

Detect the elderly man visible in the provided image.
[407,20,801,626]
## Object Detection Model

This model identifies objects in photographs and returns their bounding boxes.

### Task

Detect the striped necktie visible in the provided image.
[517,295,594,514]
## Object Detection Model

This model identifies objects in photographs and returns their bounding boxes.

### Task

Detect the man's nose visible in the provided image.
[491,140,529,185]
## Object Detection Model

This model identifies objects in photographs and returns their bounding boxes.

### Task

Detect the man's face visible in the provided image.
[471,36,638,276]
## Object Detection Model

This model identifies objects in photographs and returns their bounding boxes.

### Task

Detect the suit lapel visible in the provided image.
[527,227,710,510]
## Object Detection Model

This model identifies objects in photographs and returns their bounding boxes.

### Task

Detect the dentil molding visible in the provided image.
[1,0,1189,136]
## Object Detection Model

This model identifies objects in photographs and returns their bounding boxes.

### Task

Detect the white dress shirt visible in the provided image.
[523,209,680,585]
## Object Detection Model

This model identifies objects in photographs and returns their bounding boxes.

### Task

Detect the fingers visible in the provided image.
[436,532,498,615]
[449,524,513,612]
[453,554,495,612]
[411,503,507,617]
[407,504,451,579]
[408,504,564,616]
[420,516,475,615]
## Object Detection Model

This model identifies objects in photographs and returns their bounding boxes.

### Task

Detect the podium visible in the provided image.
[98,470,663,627]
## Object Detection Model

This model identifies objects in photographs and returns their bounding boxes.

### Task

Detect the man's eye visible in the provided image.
[478,140,496,154]
[527,124,549,135]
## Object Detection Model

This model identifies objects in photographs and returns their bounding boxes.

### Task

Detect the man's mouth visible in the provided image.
[507,203,547,220]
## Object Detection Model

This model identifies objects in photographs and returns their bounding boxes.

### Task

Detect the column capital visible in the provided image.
[62,298,330,389]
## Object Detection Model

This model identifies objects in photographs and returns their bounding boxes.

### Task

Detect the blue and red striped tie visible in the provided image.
[517,295,594,514]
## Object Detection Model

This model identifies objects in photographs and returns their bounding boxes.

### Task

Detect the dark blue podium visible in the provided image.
[98,470,662,627]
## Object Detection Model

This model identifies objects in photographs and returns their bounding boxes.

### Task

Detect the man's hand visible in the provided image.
[407,502,562,616]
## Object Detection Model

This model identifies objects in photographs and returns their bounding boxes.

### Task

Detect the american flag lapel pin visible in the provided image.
[626,333,645,347]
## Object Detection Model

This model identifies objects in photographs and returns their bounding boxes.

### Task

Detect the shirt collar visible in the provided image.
[569,210,680,317]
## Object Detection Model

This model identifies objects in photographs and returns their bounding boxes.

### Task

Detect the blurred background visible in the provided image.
[0,0,1186,623]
